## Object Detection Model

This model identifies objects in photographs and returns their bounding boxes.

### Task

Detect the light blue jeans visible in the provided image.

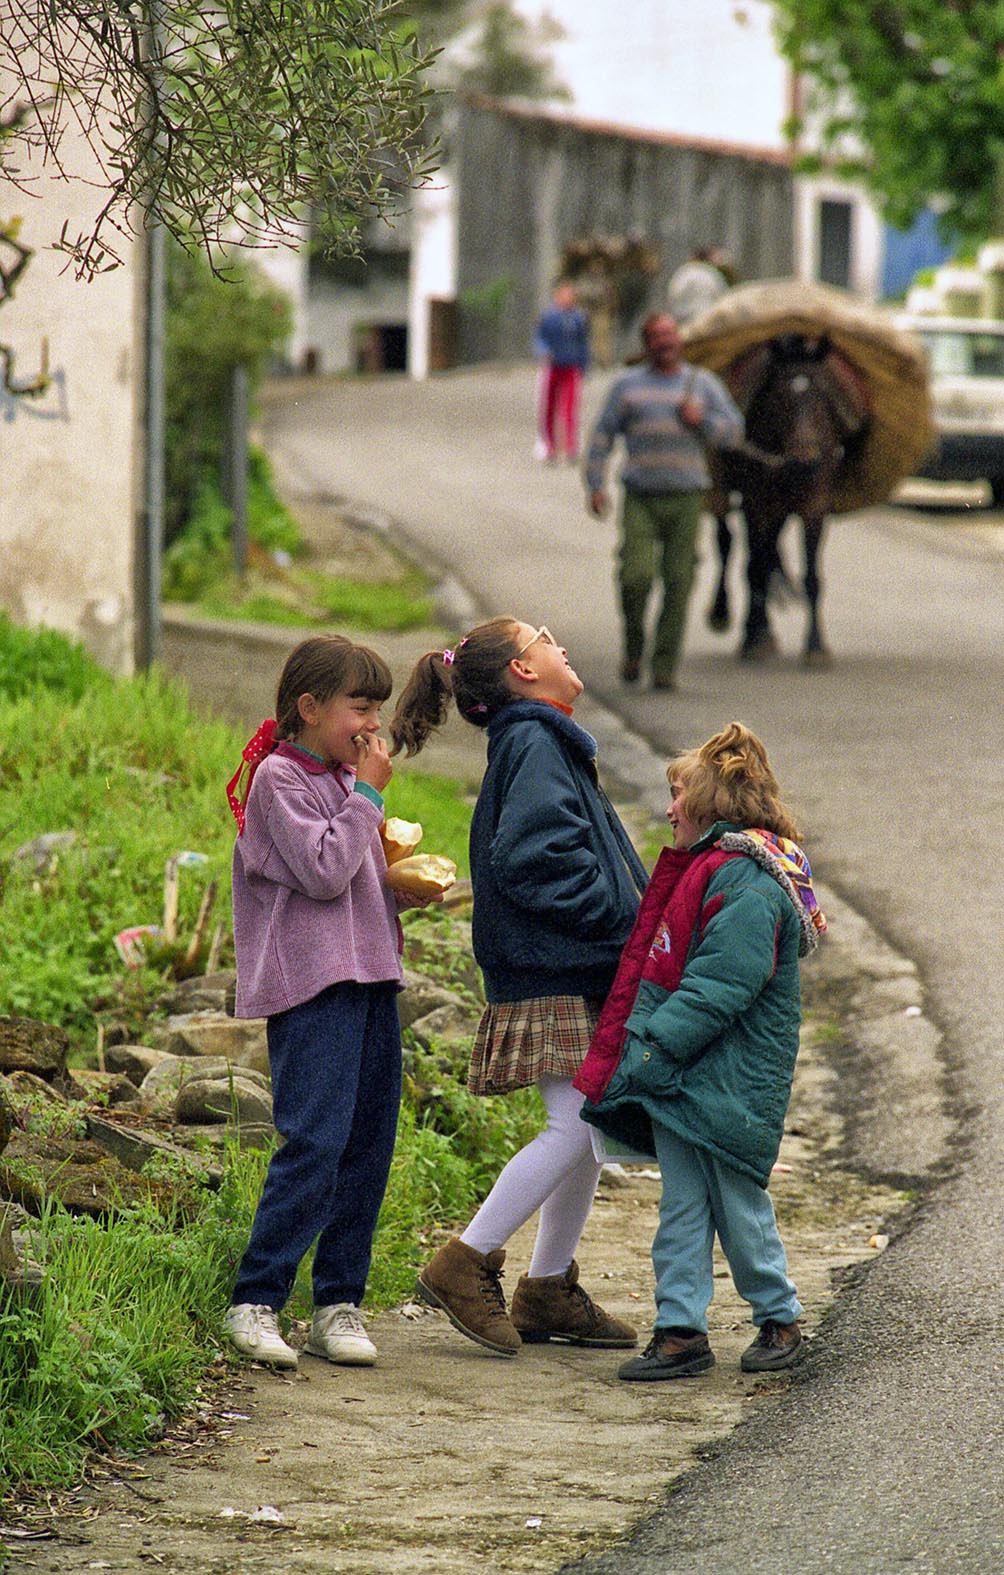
[651,1123,803,1333]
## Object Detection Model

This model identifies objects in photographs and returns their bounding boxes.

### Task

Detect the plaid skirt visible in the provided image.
[467,995,602,1096]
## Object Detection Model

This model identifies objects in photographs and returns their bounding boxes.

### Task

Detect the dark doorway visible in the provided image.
[819,199,852,288]
[356,323,409,373]
[379,324,408,371]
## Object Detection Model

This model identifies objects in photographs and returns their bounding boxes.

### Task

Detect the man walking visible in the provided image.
[585,313,742,690]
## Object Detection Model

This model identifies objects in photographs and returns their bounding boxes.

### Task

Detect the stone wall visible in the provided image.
[454,99,794,365]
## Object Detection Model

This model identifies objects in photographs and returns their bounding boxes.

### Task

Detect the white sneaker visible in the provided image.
[305,1303,377,1365]
[223,1303,298,1369]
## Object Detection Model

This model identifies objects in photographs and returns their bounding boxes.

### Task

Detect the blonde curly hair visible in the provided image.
[668,721,800,840]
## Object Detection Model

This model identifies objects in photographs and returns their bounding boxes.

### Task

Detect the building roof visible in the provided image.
[460,93,793,169]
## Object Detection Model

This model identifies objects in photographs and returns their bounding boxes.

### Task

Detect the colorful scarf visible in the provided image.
[226,718,278,833]
[718,828,827,953]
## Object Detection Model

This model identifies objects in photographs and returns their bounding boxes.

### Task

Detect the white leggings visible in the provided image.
[460,1076,603,1278]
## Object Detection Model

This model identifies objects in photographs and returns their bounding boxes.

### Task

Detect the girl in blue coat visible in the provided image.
[575,722,826,1381]
[391,617,647,1358]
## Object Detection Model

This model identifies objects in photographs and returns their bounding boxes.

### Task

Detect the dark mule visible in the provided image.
[707,333,871,664]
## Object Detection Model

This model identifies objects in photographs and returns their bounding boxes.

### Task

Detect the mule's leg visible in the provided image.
[707,511,733,632]
[740,509,782,661]
[802,512,830,666]
[766,530,799,607]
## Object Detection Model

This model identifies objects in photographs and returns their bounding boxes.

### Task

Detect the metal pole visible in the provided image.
[138,219,165,666]
[136,2,166,669]
[226,363,249,576]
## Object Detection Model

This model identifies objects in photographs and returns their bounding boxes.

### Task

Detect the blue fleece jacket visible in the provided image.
[470,702,647,1003]
[533,305,591,369]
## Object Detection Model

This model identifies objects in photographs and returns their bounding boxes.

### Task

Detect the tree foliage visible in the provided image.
[164,238,291,544]
[399,0,566,101]
[771,1,1004,239]
[0,1,437,277]
[450,2,568,101]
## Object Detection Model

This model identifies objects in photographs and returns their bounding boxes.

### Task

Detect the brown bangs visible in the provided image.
[341,644,393,703]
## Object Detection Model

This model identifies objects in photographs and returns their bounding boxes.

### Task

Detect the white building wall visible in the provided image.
[408,175,458,381]
[254,227,311,371]
[307,276,409,373]
[793,176,884,301]
[1,104,142,674]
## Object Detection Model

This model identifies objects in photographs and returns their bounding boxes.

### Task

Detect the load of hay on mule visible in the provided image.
[682,279,933,664]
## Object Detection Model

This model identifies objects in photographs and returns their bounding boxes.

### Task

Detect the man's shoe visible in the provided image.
[511,1260,637,1348]
[740,1319,803,1372]
[620,659,641,683]
[223,1303,298,1369]
[651,674,676,692]
[305,1303,377,1365]
[618,1327,714,1381]
[417,1238,521,1355]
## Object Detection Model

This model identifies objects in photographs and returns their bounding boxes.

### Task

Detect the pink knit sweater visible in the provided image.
[231,746,403,1019]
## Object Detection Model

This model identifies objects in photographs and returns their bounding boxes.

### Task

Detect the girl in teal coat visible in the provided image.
[575,722,826,1382]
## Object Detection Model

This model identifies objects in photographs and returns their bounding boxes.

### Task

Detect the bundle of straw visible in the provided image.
[681,279,934,513]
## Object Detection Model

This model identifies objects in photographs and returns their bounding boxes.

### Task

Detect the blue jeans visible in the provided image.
[651,1123,803,1333]
[231,980,402,1311]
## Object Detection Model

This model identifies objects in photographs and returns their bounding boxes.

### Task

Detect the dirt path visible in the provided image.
[8,937,905,1575]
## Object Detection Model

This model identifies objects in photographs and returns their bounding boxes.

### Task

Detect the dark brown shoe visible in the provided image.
[620,659,641,683]
[618,1327,714,1381]
[740,1319,803,1372]
[651,674,676,692]
[416,1238,520,1356]
[510,1261,637,1348]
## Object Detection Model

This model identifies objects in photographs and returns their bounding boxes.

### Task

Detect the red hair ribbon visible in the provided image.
[226,718,278,833]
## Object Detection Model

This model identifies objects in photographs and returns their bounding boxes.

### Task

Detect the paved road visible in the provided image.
[261,366,1004,1574]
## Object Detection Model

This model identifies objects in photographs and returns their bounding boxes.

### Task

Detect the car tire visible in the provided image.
[991,478,1004,508]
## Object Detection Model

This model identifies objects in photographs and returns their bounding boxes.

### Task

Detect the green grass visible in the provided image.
[0,632,471,1050]
[162,450,435,631]
[194,565,434,632]
[0,1182,247,1488]
[0,670,240,1048]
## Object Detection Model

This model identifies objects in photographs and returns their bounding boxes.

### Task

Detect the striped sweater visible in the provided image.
[585,364,743,495]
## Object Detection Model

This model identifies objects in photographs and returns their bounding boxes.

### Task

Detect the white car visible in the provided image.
[895,314,1004,505]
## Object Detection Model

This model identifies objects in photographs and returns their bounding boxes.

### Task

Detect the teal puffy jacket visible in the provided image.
[576,821,821,1187]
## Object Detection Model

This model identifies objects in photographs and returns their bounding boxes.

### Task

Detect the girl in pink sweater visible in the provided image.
[223,635,439,1372]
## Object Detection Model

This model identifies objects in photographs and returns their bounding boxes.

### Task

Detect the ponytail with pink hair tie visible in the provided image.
[226,718,278,833]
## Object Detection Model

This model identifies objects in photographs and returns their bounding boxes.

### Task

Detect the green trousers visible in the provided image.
[617,490,703,681]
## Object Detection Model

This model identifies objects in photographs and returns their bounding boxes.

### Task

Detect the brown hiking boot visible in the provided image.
[510,1260,638,1348]
[416,1238,521,1356]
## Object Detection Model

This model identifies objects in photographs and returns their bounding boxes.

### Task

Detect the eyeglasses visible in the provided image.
[515,625,556,657]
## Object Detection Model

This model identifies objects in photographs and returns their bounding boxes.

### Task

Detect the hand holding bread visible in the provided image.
[380,817,456,901]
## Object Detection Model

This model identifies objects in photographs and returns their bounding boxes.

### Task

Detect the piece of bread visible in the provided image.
[384,853,457,898]
[380,817,423,865]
